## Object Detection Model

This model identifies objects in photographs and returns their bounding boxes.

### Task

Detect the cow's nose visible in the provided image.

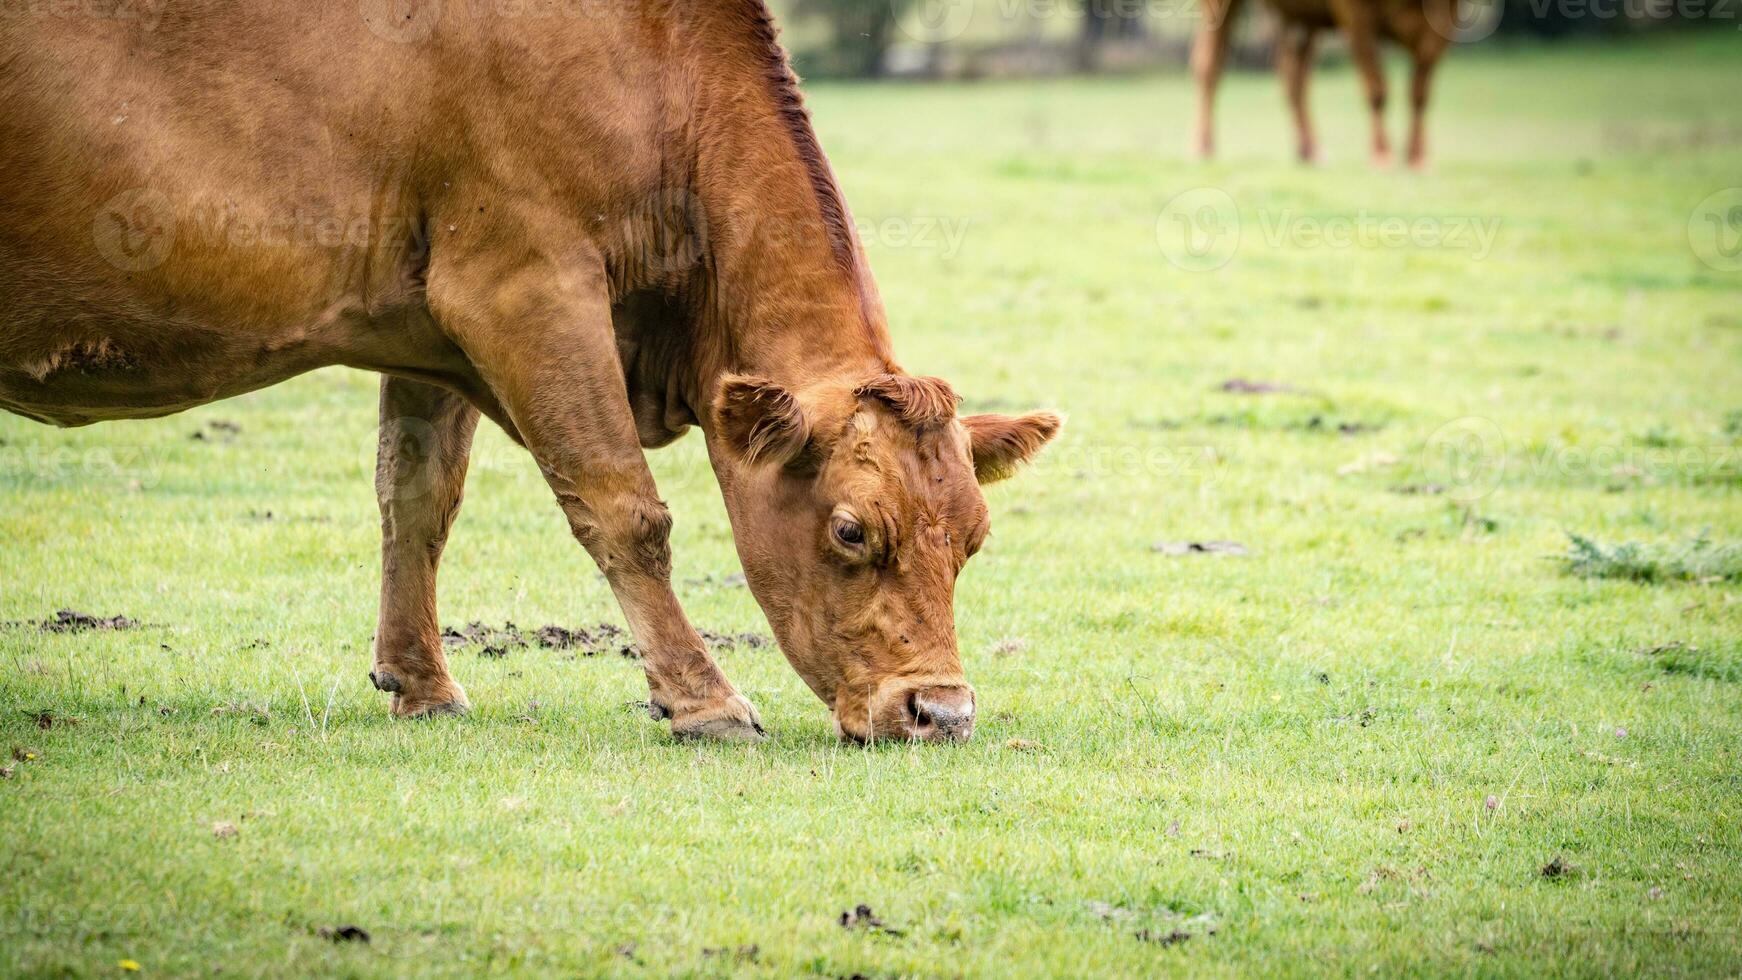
[905,685,975,742]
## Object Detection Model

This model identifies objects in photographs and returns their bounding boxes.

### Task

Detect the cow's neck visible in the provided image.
[676,2,897,419]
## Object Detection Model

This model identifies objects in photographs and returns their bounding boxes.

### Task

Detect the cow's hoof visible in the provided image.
[667,694,765,743]
[376,673,470,719]
[393,696,471,719]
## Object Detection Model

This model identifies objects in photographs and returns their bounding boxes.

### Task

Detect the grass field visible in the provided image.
[4,32,1741,978]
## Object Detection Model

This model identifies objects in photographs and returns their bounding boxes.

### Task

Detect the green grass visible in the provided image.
[1560,532,1742,584]
[4,33,1741,978]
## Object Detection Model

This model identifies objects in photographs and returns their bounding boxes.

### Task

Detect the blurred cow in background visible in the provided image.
[1194,0,1459,168]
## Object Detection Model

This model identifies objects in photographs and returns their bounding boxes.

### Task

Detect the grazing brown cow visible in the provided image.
[0,1,1060,742]
[1193,0,1457,167]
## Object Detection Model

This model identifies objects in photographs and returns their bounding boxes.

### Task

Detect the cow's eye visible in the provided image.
[831,512,866,549]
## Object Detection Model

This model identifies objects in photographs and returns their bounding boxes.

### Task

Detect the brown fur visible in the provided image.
[853,374,960,429]
[1193,0,1457,168]
[0,0,1059,741]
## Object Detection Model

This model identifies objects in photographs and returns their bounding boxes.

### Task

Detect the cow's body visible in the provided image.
[1192,0,1457,167]
[0,1,1059,741]
[1,3,703,435]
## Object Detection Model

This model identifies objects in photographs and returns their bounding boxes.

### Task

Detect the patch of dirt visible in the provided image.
[3,610,142,634]
[683,572,747,589]
[1305,415,1382,437]
[210,701,271,724]
[1153,541,1249,557]
[1144,410,1377,436]
[1359,866,1432,894]
[441,621,771,660]
[245,509,331,524]
[1219,378,1301,395]
[1639,641,1742,684]
[1135,928,1194,947]
[1390,483,1448,496]
[1580,749,1636,768]
[702,945,759,963]
[316,925,370,943]
[697,629,772,651]
[1541,856,1574,879]
[190,419,242,442]
[839,904,903,937]
[442,621,631,658]
[29,711,77,730]
[1133,913,1219,947]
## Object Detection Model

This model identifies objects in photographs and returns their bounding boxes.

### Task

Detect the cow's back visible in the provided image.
[1260,0,1456,44]
[0,1,667,424]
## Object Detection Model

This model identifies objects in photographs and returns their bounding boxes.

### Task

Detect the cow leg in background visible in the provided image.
[1191,0,1245,159]
[1405,39,1447,169]
[371,377,479,717]
[1277,23,1320,163]
[428,253,764,741]
[1334,0,1392,167]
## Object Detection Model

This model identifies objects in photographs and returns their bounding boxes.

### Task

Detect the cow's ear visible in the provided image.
[962,411,1062,484]
[714,375,818,470]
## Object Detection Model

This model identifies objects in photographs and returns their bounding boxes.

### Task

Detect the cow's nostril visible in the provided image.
[905,691,932,731]
[908,685,975,742]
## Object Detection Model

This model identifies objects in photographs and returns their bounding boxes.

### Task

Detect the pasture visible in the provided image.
[3,33,1740,977]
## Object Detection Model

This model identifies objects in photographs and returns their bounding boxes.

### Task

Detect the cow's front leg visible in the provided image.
[1189,0,1243,159]
[372,376,479,717]
[429,254,763,742]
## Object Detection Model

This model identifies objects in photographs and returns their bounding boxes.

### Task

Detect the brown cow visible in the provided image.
[1193,0,1458,168]
[0,1,1060,742]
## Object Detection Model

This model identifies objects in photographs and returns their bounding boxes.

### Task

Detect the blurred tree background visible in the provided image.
[788,0,916,78]
[772,0,1731,79]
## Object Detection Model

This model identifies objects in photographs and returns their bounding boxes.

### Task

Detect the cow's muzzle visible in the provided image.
[899,683,976,743]
[834,680,977,743]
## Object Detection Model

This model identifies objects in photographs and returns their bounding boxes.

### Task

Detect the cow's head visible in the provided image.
[710,373,1059,743]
